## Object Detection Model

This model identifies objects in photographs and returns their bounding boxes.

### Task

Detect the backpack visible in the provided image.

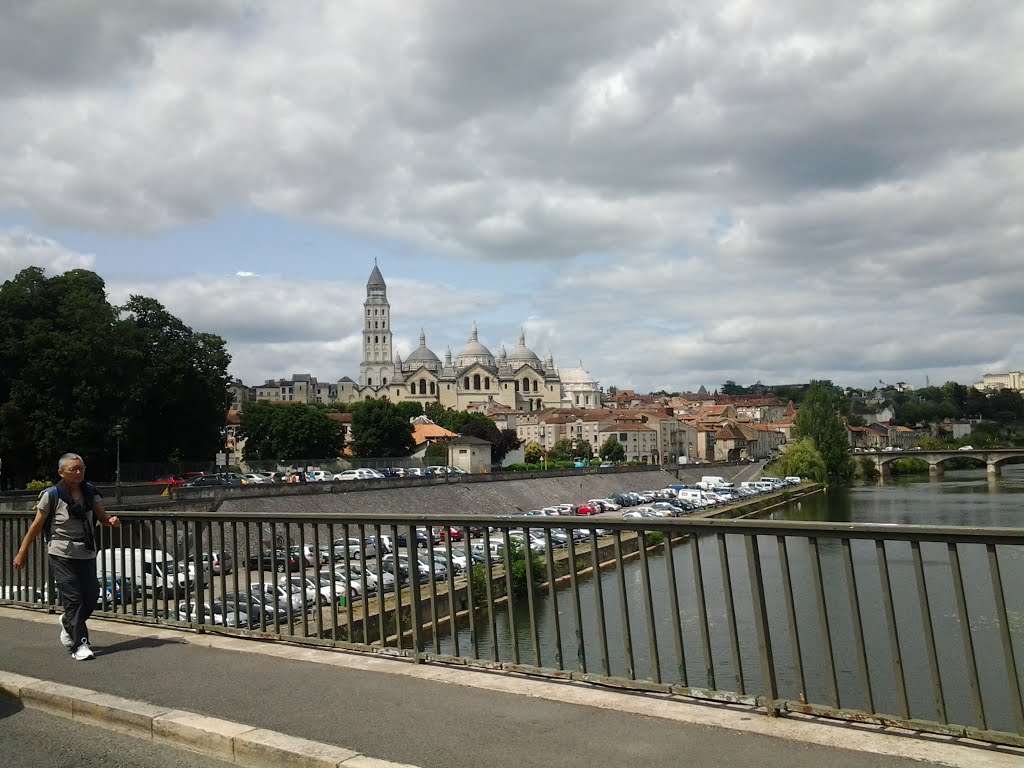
[40,482,98,544]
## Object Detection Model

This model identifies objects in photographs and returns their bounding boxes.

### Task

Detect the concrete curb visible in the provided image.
[0,670,419,768]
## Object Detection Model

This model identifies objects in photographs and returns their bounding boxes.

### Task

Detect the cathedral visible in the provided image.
[335,265,601,411]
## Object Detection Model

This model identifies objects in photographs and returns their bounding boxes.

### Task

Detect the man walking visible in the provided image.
[13,453,120,660]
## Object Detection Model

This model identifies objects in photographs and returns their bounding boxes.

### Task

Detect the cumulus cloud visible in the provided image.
[0,227,96,280]
[1,2,1022,391]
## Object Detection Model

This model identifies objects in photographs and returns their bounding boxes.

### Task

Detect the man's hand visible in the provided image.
[108,516,120,528]
[13,551,27,570]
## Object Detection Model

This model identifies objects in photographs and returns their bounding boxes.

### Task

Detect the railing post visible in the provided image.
[745,534,779,715]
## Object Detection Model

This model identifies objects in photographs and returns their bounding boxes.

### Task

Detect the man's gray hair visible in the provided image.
[58,453,85,471]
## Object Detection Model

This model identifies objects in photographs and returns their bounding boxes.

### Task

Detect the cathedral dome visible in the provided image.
[457,323,495,368]
[405,329,441,367]
[507,329,541,367]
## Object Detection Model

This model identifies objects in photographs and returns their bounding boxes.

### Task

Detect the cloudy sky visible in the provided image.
[2,1,1022,393]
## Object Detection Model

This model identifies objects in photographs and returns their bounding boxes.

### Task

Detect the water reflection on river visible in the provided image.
[443,465,1024,732]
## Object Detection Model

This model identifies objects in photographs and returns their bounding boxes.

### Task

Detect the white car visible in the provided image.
[958,445,974,451]
[334,468,385,481]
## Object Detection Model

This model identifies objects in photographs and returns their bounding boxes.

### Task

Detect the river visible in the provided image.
[442,465,1024,733]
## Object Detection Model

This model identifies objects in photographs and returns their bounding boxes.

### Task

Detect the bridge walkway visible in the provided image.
[2,608,1016,768]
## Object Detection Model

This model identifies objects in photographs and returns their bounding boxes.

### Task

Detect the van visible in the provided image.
[97,548,186,595]
[696,475,731,490]
[677,489,711,506]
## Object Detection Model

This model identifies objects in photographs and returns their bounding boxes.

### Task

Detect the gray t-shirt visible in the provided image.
[36,485,99,560]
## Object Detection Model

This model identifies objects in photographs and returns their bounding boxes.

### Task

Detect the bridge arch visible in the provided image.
[864,448,1024,478]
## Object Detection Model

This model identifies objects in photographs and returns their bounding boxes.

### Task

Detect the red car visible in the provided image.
[432,526,464,542]
[575,504,598,515]
[147,475,187,489]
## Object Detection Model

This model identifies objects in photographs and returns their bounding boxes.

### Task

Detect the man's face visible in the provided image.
[59,460,85,484]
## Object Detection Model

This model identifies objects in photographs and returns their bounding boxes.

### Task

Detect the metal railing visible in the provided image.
[1,509,1021,747]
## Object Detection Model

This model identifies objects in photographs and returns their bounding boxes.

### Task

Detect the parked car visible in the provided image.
[328,566,368,597]
[306,470,334,482]
[188,550,234,575]
[292,544,329,567]
[223,591,289,628]
[334,468,386,481]
[96,576,135,609]
[959,445,974,451]
[178,600,250,628]
[396,528,429,549]
[184,474,242,487]
[431,525,464,542]
[146,475,187,489]
[258,580,313,612]
[247,548,301,573]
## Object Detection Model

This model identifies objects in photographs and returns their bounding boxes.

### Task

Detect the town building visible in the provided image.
[974,371,1024,392]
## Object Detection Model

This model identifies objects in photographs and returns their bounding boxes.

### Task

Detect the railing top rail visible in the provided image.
[4,508,1021,544]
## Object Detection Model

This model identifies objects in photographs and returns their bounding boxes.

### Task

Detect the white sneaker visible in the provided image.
[71,640,95,661]
[58,614,73,648]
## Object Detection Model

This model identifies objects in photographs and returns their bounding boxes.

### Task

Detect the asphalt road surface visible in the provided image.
[0,695,229,768]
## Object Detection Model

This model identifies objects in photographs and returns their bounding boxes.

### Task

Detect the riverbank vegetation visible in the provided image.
[793,381,856,485]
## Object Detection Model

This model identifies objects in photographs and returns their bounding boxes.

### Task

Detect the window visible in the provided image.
[464,377,470,389]
[383,378,387,386]
[619,433,627,442]
[522,376,529,391]
[532,380,538,392]
[366,309,370,316]
[473,374,481,390]
[514,381,519,392]
[484,377,490,389]
[368,378,372,386]
[430,382,436,395]
[410,385,415,395]
[374,336,379,344]
[419,379,427,395]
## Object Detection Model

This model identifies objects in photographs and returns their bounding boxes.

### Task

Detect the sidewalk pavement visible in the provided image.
[1,607,1017,768]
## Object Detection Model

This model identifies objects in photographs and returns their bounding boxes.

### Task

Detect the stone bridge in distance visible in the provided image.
[856,447,1024,477]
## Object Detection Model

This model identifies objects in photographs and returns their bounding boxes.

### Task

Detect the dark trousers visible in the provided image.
[50,555,97,650]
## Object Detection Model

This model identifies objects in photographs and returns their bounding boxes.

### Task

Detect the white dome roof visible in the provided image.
[507,329,540,366]
[457,323,494,368]
[405,329,441,365]
[558,366,596,384]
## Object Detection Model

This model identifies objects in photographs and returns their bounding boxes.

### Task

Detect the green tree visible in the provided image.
[547,438,574,462]
[493,428,523,464]
[0,267,231,487]
[721,380,745,396]
[394,401,424,421]
[350,398,415,457]
[424,439,449,464]
[238,401,344,461]
[523,441,544,464]
[117,296,231,464]
[599,438,626,462]
[570,438,593,461]
[775,438,827,482]
[793,380,855,485]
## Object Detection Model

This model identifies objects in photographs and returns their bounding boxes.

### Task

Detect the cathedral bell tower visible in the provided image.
[359,264,395,389]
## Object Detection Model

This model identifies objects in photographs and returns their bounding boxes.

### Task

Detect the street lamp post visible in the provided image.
[114,422,124,505]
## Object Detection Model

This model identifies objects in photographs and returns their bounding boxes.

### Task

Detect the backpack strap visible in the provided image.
[39,487,59,544]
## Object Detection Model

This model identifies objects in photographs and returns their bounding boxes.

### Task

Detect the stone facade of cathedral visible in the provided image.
[334,266,600,411]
